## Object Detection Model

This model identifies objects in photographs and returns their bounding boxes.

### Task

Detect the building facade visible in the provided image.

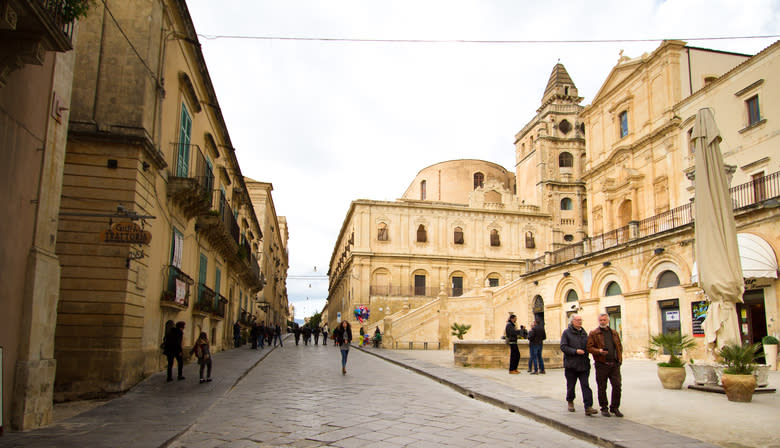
[0,1,78,431]
[327,41,779,359]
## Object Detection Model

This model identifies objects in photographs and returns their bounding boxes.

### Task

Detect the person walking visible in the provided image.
[274,324,283,347]
[505,314,520,374]
[334,320,353,375]
[190,331,213,383]
[587,313,624,417]
[322,326,328,346]
[528,320,546,374]
[294,325,301,345]
[163,321,186,382]
[257,321,265,349]
[233,320,241,348]
[373,326,381,348]
[250,322,259,349]
[561,315,596,415]
[302,325,311,345]
[313,326,320,345]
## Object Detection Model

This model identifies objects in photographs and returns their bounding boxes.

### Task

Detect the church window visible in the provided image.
[377,223,388,241]
[563,234,574,242]
[454,227,464,245]
[559,152,573,167]
[525,231,535,248]
[416,225,427,243]
[559,119,572,135]
[474,172,484,189]
[490,229,500,247]
[420,180,426,200]
[560,198,573,210]
[619,111,629,138]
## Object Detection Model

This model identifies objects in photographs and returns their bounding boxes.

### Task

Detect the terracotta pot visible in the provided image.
[657,366,686,389]
[721,373,756,402]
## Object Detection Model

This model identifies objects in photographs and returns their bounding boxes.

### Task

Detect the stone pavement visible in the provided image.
[384,348,780,448]
[1,336,768,447]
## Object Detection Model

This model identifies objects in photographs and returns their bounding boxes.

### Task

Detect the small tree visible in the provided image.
[450,322,471,340]
[647,332,697,367]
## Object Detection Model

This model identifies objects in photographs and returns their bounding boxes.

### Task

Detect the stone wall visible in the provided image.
[454,340,563,369]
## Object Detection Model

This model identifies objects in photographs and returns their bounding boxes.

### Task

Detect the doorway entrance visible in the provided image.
[532,295,544,326]
[738,288,767,363]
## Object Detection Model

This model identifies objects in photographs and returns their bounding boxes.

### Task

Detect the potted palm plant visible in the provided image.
[762,335,778,370]
[718,342,761,402]
[648,332,697,389]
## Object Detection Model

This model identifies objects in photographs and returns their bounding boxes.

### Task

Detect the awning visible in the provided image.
[692,233,779,282]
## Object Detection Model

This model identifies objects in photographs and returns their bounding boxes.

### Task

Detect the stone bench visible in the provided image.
[453,340,564,370]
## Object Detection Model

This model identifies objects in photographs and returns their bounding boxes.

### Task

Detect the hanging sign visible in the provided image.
[100,222,151,245]
[691,301,708,337]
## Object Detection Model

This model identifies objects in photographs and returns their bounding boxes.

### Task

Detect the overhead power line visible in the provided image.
[197,33,780,45]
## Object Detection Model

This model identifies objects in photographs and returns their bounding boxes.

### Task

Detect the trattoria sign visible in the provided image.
[100,222,152,245]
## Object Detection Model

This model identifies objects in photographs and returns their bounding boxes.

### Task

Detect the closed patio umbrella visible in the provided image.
[693,108,744,352]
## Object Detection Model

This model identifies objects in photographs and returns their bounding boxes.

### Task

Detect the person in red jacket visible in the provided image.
[587,313,624,417]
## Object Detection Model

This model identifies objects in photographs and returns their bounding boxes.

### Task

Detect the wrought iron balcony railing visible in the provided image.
[161,265,193,308]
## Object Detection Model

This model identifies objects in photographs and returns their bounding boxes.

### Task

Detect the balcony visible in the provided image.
[168,143,214,218]
[196,189,240,259]
[193,283,216,317]
[0,0,76,87]
[160,265,193,310]
[527,170,780,273]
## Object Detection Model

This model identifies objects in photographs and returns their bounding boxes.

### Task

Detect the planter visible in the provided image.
[764,344,777,371]
[657,366,686,389]
[721,373,756,402]
[754,364,769,387]
[688,363,719,385]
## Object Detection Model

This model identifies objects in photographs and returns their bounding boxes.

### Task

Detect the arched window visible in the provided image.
[453,227,464,245]
[490,229,500,246]
[473,172,484,190]
[561,198,573,210]
[657,270,681,288]
[605,281,622,296]
[559,152,573,167]
[525,231,535,249]
[566,289,579,302]
[416,224,427,243]
[420,180,426,200]
[377,222,388,241]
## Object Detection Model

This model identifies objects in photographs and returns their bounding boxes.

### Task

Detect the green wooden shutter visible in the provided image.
[198,253,207,302]
[176,103,192,177]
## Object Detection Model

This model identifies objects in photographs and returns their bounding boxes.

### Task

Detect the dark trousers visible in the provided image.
[166,353,183,379]
[565,368,593,408]
[508,344,520,371]
[595,362,622,410]
[323,334,327,346]
[274,334,283,347]
[529,344,545,372]
[294,334,300,345]
[199,358,212,379]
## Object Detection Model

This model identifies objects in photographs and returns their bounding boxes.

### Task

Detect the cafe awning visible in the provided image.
[692,233,779,282]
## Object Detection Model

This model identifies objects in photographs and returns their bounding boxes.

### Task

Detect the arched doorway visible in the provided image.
[532,295,544,326]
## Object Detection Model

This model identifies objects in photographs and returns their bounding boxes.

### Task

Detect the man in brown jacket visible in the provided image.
[587,314,624,417]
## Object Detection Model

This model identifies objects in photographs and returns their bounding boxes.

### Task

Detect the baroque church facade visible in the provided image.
[327,40,780,359]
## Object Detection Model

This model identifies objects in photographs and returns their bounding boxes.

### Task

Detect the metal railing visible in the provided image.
[637,203,693,238]
[195,284,216,313]
[40,0,75,39]
[394,341,442,350]
[161,265,193,307]
[213,190,240,245]
[730,171,780,210]
[550,242,584,265]
[590,225,631,252]
[171,143,214,203]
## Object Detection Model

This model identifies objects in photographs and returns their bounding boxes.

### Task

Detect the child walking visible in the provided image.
[191,332,213,383]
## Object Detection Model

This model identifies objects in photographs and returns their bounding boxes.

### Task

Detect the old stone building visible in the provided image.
[53,0,286,402]
[327,40,779,359]
[0,1,78,431]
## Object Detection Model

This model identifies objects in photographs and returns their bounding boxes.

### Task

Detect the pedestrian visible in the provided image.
[190,331,213,383]
[560,314,597,416]
[322,326,328,346]
[505,314,520,374]
[313,326,320,345]
[334,320,353,375]
[274,324,283,347]
[373,326,381,348]
[257,321,265,348]
[528,320,546,374]
[518,325,529,339]
[233,320,241,348]
[302,325,311,345]
[163,321,186,382]
[250,322,259,349]
[359,326,365,345]
[294,324,301,345]
[587,313,624,417]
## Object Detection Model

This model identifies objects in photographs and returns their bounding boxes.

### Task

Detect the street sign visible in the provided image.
[100,222,151,245]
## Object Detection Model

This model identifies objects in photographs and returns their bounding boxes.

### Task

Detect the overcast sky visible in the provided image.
[185,0,779,318]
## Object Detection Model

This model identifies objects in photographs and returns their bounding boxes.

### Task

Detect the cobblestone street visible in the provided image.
[170,344,597,448]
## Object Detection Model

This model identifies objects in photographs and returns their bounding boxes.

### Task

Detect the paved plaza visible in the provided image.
[1,337,775,447]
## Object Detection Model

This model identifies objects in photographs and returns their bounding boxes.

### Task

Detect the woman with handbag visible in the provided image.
[334,320,353,375]
[191,332,213,383]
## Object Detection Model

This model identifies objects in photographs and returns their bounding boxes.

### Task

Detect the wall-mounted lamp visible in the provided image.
[602,261,611,267]
[142,161,150,171]
[563,272,570,277]
[654,248,665,255]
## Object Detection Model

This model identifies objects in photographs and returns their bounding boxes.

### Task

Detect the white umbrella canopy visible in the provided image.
[693,108,744,353]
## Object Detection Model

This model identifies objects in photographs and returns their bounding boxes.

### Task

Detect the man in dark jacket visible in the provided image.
[527,320,546,374]
[164,321,186,382]
[505,314,520,374]
[560,315,596,415]
[587,314,624,417]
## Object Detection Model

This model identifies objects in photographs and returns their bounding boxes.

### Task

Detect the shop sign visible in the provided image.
[744,278,773,289]
[691,301,708,337]
[100,222,151,245]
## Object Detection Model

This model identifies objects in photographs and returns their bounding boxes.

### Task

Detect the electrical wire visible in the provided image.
[196,33,780,45]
